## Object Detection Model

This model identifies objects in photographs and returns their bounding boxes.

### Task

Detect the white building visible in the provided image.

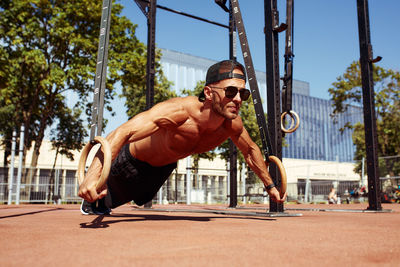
[0,139,362,204]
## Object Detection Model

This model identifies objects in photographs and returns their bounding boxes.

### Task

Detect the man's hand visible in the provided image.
[78,170,108,203]
[267,186,287,203]
[78,147,110,203]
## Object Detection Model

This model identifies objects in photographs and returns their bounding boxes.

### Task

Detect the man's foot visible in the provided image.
[80,198,111,215]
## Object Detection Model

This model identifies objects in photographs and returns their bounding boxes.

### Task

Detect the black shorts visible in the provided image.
[104,144,177,208]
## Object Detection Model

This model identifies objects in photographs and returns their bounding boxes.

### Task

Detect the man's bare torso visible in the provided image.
[129,96,242,166]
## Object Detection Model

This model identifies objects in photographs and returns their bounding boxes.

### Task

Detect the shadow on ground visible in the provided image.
[80,212,275,228]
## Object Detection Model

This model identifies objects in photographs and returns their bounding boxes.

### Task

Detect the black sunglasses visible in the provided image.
[210,86,251,101]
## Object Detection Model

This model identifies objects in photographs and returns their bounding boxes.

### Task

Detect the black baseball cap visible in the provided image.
[198,60,246,102]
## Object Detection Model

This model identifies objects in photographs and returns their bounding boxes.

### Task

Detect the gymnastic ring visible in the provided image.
[281,110,300,133]
[265,155,287,199]
[77,136,112,192]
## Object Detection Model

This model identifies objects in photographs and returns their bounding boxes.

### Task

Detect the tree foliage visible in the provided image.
[0,1,164,171]
[328,61,400,175]
[50,107,86,161]
[121,50,176,119]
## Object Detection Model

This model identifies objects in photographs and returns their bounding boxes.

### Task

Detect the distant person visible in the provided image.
[350,187,360,199]
[79,60,287,215]
[328,187,338,204]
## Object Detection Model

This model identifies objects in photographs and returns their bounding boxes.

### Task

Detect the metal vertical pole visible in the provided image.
[186,156,191,205]
[356,0,382,210]
[226,162,230,204]
[229,141,238,207]
[146,0,157,110]
[264,0,284,212]
[15,126,25,205]
[228,1,238,208]
[158,185,163,204]
[8,129,17,205]
[144,0,157,208]
[241,162,246,204]
[175,169,178,204]
[361,157,365,187]
[305,166,310,202]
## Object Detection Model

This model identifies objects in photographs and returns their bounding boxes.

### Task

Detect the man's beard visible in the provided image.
[212,95,237,120]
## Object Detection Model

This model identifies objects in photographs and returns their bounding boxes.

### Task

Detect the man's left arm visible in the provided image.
[230,125,286,203]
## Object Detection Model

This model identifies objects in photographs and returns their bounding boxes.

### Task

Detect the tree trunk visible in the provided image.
[47,147,59,202]
[3,144,10,186]
[26,81,56,197]
[26,112,50,199]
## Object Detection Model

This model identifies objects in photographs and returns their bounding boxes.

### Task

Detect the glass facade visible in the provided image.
[160,49,363,162]
[284,94,362,162]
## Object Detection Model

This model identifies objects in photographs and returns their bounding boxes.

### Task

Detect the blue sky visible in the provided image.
[102,0,399,134]
[118,0,400,100]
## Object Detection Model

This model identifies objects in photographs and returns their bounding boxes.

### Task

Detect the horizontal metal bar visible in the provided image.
[134,0,229,29]
[286,208,393,213]
[156,4,229,29]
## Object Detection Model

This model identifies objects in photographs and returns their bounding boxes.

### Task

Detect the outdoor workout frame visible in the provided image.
[85,0,382,212]
[134,0,288,210]
[357,0,382,210]
[263,0,382,211]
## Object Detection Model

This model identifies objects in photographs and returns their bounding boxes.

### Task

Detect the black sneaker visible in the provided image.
[80,198,111,215]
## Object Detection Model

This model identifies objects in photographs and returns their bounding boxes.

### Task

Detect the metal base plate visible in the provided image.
[236,205,393,213]
[286,208,393,213]
[138,207,302,218]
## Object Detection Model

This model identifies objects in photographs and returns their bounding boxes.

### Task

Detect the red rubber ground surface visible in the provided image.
[1,203,399,266]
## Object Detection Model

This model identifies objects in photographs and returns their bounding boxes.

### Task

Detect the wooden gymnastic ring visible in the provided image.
[265,155,287,198]
[77,136,112,192]
[281,110,300,133]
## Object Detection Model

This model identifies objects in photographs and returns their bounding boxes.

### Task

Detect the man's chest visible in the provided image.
[164,123,230,153]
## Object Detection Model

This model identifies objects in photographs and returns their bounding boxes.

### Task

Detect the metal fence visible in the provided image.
[0,180,80,204]
[0,167,81,204]
[3,156,398,205]
[0,174,363,205]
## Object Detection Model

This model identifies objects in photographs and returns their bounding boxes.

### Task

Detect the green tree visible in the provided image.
[328,61,400,176]
[121,49,176,119]
[0,1,166,180]
[47,106,86,201]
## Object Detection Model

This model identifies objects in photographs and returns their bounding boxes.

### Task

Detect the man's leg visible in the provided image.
[131,162,177,206]
[103,143,139,209]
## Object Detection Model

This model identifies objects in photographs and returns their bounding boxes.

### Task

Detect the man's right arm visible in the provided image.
[78,98,189,202]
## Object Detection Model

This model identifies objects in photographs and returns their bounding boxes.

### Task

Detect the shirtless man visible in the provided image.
[79,60,286,215]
